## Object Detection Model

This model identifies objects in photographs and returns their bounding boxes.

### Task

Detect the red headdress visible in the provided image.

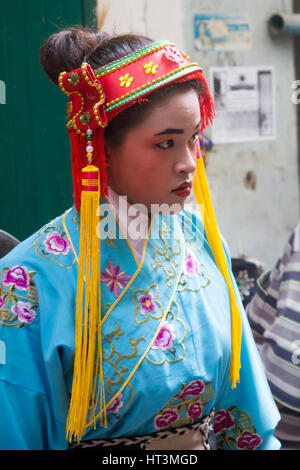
[59,40,214,209]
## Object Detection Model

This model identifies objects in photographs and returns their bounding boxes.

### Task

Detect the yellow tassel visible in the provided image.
[193,141,242,387]
[66,165,106,443]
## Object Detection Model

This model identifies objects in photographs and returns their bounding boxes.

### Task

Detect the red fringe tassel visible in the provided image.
[68,127,108,212]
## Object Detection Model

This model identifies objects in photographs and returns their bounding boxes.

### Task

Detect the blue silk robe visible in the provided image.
[0,203,280,450]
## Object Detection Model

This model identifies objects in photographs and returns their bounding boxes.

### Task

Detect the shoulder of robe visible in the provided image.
[0,207,77,287]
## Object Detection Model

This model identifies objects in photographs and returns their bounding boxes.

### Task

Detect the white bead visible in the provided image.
[86,145,94,152]
[86,128,93,135]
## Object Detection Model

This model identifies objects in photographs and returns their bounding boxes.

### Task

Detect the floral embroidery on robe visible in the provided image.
[32,220,75,269]
[154,379,214,430]
[100,260,132,298]
[214,407,262,450]
[0,265,38,328]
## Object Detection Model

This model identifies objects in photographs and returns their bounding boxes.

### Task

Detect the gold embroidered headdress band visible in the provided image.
[58,40,242,443]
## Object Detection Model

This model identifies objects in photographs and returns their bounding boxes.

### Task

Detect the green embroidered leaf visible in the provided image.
[228,436,238,445]
[166,310,175,321]
[203,381,212,389]
[186,416,193,426]
[27,270,36,277]
[176,403,185,415]
[189,395,201,405]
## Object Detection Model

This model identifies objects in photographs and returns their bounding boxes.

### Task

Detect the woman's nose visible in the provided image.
[174,147,197,175]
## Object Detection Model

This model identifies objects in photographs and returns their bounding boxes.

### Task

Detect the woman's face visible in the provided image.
[105,88,200,213]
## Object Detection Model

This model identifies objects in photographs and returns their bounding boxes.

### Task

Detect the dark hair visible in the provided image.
[39,27,197,146]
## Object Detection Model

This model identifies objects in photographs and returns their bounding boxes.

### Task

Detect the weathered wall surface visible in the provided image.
[98,0,185,46]
[98,0,299,268]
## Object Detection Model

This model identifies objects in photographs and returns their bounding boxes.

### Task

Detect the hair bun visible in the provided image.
[39,27,109,84]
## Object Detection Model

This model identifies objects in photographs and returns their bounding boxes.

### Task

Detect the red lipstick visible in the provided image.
[172,181,192,198]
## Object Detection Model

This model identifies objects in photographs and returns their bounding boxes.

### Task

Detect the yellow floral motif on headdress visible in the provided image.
[143,61,158,75]
[119,73,134,87]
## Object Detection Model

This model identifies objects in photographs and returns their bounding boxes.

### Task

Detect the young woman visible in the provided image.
[0,28,280,450]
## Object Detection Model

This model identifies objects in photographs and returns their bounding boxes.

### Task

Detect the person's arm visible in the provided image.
[247,225,300,415]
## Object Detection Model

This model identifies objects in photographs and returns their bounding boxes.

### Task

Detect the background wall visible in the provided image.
[98,0,185,48]
[99,0,300,268]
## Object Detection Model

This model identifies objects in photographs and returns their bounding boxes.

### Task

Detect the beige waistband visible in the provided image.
[143,428,209,450]
[68,409,215,451]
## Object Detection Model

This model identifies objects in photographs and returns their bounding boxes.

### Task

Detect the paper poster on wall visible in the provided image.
[194,13,251,51]
[209,66,275,143]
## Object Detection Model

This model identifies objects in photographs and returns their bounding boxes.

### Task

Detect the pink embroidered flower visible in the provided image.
[214,410,235,434]
[184,251,200,277]
[178,379,205,399]
[187,401,203,420]
[164,46,186,64]
[106,393,123,415]
[154,408,178,429]
[0,296,4,309]
[100,260,132,298]
[3,266,30,291]
[152,321,175,351]
[11,301,36,324]
[43,231,71,255]
[236,430,262,450]
[137,292,157,315]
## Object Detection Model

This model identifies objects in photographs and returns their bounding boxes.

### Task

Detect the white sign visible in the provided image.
[194,13,252,51]
[210,66,276,143]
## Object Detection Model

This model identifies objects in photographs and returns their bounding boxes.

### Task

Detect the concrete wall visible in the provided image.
[97,0,184,46]
[97,0,299,268]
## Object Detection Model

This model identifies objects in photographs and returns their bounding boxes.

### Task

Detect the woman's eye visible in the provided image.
[156,139,174,149]
[189,134,198,145]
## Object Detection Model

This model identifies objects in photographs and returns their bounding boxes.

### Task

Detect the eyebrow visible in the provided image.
[154,121,201,136]
[154,128,183,136]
